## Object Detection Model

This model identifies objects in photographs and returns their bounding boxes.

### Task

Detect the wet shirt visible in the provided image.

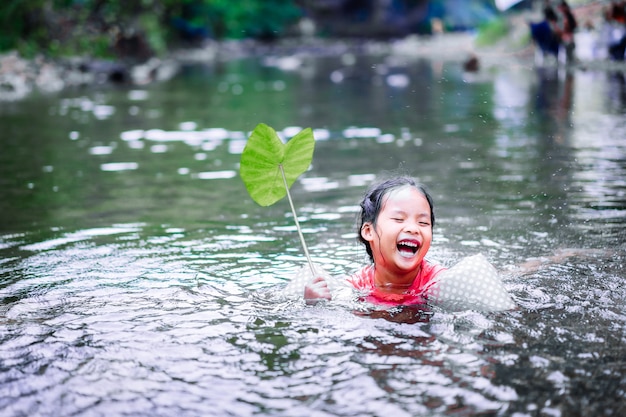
[347,260,446,306]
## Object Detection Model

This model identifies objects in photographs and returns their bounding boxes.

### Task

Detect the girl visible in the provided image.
[305,176,446,306]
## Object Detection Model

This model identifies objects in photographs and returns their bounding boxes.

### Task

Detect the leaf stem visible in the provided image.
[279,164,316,275]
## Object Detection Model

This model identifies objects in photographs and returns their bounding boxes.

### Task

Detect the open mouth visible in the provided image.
[397,240,419,257]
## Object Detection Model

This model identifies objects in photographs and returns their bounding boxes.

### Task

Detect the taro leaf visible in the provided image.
[240,123,315,206]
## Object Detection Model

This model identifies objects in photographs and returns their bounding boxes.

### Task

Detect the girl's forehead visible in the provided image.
[382,186,430,209]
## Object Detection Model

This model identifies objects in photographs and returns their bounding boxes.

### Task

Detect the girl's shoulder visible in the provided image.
[422,258,447,277]
[347,265,375,290]
[412,258,447,291]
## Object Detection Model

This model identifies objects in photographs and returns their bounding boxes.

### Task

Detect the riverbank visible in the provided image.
[0,35,475,102]
[0,51,182,101]
[0,33,528,102]
[2,5,625,102]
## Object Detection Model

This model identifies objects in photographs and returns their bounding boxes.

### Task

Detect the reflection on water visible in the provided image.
[0,52,625,416]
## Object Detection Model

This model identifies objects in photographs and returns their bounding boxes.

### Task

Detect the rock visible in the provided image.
[78,60,129,84]
[36,63,65,92]
[130,58,180,85]
[0,73,31,101]
[0,52,33,101]
[463,54,480,72]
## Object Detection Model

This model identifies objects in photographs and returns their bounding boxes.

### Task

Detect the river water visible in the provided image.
[1,48,625,416]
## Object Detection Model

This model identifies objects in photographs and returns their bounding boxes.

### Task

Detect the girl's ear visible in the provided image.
[361,222,375,242]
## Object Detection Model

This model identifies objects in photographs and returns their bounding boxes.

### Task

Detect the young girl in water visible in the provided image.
[305,176,446,306]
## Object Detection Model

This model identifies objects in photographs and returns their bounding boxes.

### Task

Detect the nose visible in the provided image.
[404,220,420,234]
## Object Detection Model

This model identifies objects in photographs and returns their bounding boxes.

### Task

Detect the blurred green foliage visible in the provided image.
[475,16,509,46]
[187,0,303,39]
[0,0,303,58]
[1,0,510,59]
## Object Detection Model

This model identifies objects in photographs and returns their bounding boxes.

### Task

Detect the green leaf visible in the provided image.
[240,123,314,206]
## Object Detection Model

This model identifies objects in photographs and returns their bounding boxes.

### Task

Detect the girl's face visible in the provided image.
[360,186,433,280]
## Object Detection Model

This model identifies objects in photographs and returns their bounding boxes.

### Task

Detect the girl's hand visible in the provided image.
[304,276,332,305]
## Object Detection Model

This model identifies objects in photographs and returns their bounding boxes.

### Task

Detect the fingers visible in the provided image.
[307,283,331,298]
[311,277,330,294]
[310,275,327,284]
[315,285,331,299]
[304,277,332,304]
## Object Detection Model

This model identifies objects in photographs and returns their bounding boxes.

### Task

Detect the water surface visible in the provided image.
[1,51,625,416]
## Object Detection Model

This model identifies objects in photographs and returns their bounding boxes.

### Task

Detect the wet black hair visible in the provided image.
[356,176,435,262]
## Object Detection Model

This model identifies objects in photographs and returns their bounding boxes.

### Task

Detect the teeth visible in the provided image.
[397,241,418,256]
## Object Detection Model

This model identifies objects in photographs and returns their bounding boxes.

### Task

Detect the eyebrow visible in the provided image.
[388,209,430,218]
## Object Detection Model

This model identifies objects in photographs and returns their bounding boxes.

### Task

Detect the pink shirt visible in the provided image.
[347,260,446,306]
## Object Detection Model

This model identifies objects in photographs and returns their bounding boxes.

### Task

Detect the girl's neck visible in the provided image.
[373,264,421,294]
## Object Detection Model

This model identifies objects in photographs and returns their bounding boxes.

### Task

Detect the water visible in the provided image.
[1,49,625,416]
